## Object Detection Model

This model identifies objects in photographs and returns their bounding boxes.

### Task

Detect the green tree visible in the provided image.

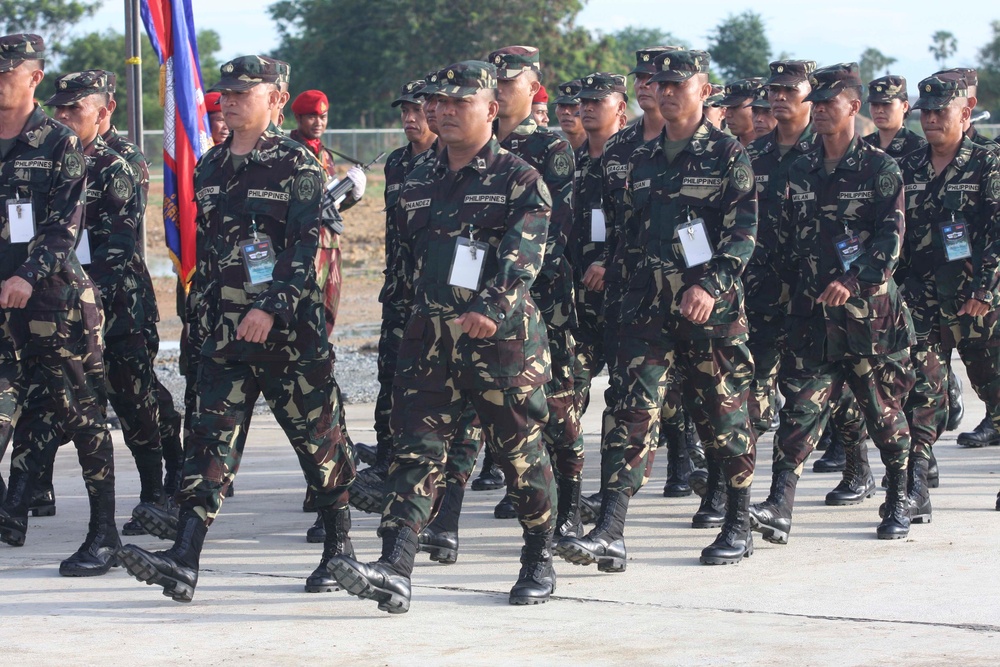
[268,0,617,127]
[929,30,958,68]
[858,47,898,85]
[0,0,102,52]
[977,20,1000,121]
[707,11,772,81]
[48,28,222,131]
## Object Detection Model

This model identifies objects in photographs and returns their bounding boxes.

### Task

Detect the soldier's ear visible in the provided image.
[967,95,978,110]
[486,98,500,123]
[960,103,972,123]
[528,78,541,97]
[96,104,109,125]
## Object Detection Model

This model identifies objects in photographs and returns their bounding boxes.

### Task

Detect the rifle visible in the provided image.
[320,151,386,233]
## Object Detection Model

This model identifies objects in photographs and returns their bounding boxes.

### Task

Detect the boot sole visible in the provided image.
[877,530,909,540]
[691,517,725,529]
[118,548,195,603]
[749,516,789,545]
[553,541,626,572]
[956,438,1000,447]
[470,480,505,491]
[134,509,177,541]
[29,505,56,517]
[59,555,118,577]
[663,487,693,498]
[700,543,754,566]
[509,592,551,605]
[825,488,877,506]
[306,531,325,544]
[347,488,384,515]
[0,525,26,547]
[812,464,846,473]
[303,580,342,593]
[327,559,409,614]
[121,522,148,537]
[493,509,518,519]
[418,543,458,564]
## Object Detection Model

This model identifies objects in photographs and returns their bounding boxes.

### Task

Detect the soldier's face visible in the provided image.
[580,95,620,133]
[209,111,229,145]
[920,100,969,148]
[52,95,105,145]
[633,73,658,112]
[0,62,43,111]
[422,96,440,135]
[221,84,275,133]
[811,92,860,136]
[724,101,753,137]
[767,83,810,123]
[496,73,534,118]
[704,105,725,130]
[531,103,549,126]
[870,100,907,131]
[752,107,777,137]
[296,111,328,140]
[556,103,582,134]
[656,76,707,124]
[399,101,430,142]
[434,90,498,147]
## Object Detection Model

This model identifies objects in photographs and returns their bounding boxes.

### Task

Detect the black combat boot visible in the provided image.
[579,490,602,524]
[493,493,517,519]
[691,459,727,528]
[510,529,556,605]
[876,467,911,539]
[29,448,57,517]
[946,369,964,431]
[816,429,831,450]
[348,441,392,514]
[813,432,846,472]
[686,414,706,469]
[304,506,354,592]
[123,464,167,536]
[328,527,418,614]
[663,433,694,497]
[749,469,799,544]
[418,482,465,564]
[906,457,933,524]
[957,417,1000,447]
[689,469,709,499]
[118,508,208,602]
[471,447,505,491]
[60,486,121,576]
[306,512,325,543]
[0,471,32,547]
[700,485,754,565]
[353,442,378,467]
[132,493,180,541]
[163,465,184,499]
[825,440,876,505]
[553,476,582,540]
[927,449,939,489]
[553,490,629,572]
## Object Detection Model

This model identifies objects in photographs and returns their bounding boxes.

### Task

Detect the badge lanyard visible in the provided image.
[448,226,489,291]
[239,216,277,285]
[676,213,713,268]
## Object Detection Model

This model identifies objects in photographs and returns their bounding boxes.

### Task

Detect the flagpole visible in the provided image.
[125,0,146,258]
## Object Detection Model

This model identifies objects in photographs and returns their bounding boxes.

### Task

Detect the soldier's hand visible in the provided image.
[345,165,367,199]
[816,280,851,307]
[236,308,275,343]
[680,285,715,324]
[455,312,498,339]
[958,298,990,318]
[0,277,33,309]
[583,263,606,291]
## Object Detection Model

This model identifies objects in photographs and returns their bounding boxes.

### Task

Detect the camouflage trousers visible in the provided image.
[542,326,584,481]
[747,337,782,437]
[373,305,406,453]
[183,356,356,524]
[316,231,343,338]
[603,334,756,495]
[775,351,914,475]
[381,380,555,536]
[104,331,162,469]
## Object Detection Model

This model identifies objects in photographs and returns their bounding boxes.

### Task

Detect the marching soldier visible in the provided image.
[751,86,777,138]
[862,75,926,158]
[720,78,764,146]
[554,79,586,151]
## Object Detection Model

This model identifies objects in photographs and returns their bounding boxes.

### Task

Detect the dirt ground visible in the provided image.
[145,174,388,349]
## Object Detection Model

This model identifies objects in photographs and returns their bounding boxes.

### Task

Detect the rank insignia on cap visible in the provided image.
[643,54,650,61]
[926,84,932,92]
[447,70,455,79]
[223,64,234,73]
[59,81,67,89]
[777,65,784,73]
[877,85,883,92]
[495,55,502,64]
[725,86,732,95]
[407,83,414,91]
[563,86,571,94]
[587,77,593,84]
[663,57,670,67]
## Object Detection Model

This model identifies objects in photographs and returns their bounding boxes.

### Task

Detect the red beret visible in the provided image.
[205,91,222,113]
[291,89,329,115]
[532,85,548,104]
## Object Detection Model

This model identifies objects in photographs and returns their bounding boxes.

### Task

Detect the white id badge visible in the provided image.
[676,218,713,267]
[940,216,972,262]
[590,208,607,242]
[6,199,36,243]
[239,236,277,285]
[76,228,92,265]
[448,237,488,291]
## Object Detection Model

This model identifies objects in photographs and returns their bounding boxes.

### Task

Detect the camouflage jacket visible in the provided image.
[968,126,1000,155]
[621,118,758,342]
[102,125,149,209]
[190,126,328,362]
[499,115,575,328]
[82,134,156,338]
[389,138,552,390]
[781,134,914,361]
[862,125,927,160]
[570,139,605,325]
[898,137,1000,347]
[745,124,820,323]
[0,105,89,311]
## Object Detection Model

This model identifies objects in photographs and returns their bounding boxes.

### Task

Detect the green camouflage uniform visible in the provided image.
[186,117,355,523]
[862,125,926,159]
[862,76,927,161]
[383,133,556,537]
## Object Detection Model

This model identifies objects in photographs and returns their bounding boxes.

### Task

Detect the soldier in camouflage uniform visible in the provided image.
[117,56,356,603]
[558,50,758,569]
[328,61,558,612]
[862,76,927,158]
[554,79,586,151]
[750,63,917,544]
[0,34,119,577]
[485,46,581,528]
[751,86,777,139]
[897,75,1000,516]
[720,78,764,147]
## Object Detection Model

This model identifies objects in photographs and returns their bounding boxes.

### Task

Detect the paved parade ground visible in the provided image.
[2,373,999,666]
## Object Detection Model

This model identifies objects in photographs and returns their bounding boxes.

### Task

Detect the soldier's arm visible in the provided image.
[90,161,142,304]
[13,135,86,286]
[251,158,323,327]
[384,200,414,325]
[466,170,551,324]
[540,140,575,275]
[838,160,904,295]
[970,158,1000,301]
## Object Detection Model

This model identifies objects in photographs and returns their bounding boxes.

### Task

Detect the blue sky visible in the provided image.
[79,0,995,90]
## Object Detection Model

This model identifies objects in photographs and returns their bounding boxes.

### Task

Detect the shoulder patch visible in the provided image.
[111,172,134,203]
[550,151,572,179]
[990,175,1000,201]
[877,168,898,198]
[294,170,321,202]
[732,162,753,193]
[63,151,85,179]
[536,179,553,208]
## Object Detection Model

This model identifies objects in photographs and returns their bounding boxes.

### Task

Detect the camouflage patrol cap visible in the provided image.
[212,55,280,92]
[414,70,441,98]
[765,60,817,86]
[0,33,45,73]
[392,79,426,107]
[629,46,683,75]
[912,74,969,111]
[704,84,725,107]
[750,85,771,109]
[554,79,583,105]
[269,58,291,87]
[487,46,540,80]
[578,73,628,102]
[649,50,711,83]
[103,70,118,95]
[936,67,978,88]
[867,75,907,104]
[434,61,497,98]
[719,77,764,107]
[804,63,863,102]
[44,70,110,106]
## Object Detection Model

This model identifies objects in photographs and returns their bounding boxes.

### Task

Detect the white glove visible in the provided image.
[345,165,366,199]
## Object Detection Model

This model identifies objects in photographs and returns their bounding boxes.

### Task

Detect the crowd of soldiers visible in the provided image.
[1,31,999,615]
